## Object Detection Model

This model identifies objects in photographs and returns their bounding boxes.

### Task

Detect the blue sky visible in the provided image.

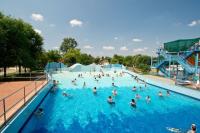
[0,0,200,56]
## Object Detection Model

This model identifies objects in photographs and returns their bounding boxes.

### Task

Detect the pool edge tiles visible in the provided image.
[124,70,200,100]
[1,81,53,133]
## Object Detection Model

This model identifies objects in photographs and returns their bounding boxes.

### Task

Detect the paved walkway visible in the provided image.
[124,70,200,100]
[0,80,47,127]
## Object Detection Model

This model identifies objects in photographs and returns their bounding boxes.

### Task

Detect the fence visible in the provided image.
[0,74,49,128]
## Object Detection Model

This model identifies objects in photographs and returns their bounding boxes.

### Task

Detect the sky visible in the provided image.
[0,0,200,57]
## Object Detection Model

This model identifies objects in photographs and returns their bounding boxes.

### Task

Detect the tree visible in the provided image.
[63,48,81,66]
[0,12,43,76]
[79,53,94,65]
[60,37,78,53]
[111,54,124,64]
[46,50,61,62]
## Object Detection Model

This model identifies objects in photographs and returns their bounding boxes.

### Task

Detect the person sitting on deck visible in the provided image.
[130,99,136,107]
[107,96,115,104]
[158,91,163,97]
[93,87,97,94]
[112,89,117,96]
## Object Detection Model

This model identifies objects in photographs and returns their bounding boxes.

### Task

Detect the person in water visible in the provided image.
[112,89,117,96]
[145,82,147,88]
[130,99,136,107]
[132,86,137,91]
[135,94,141,99]
[93,87,97,94]
[107,96,115,104]
[51,80,58,92]
[187,124,196,133]
[146,95,151,103]
[112,83,115,86]
[166,90,170,96]
[35,107,44,116]
[83,82,86,87]
[158,91,163,97]
[62,92,72,97]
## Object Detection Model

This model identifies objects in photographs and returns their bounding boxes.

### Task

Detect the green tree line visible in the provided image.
[0,12,151,77]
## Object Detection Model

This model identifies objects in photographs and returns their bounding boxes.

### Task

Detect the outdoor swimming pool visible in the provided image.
[21,70,200,133]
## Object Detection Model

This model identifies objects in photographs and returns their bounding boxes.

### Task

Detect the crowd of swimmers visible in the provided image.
[43,72,197,132]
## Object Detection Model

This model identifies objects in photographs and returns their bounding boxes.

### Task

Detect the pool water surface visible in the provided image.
[21,71,200,133]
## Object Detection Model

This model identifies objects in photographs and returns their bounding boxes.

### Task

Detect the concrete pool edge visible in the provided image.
[1,81,53,133]
[124,70,200,100]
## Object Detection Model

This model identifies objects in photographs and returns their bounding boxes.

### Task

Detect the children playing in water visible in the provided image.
[158,91,163,97]
[146,95,151,103]
[130,99,136,107]
[112,89,117,96]
[93,87,97,94]
[132,86,137,91]
[107,96,115,104]
[135,94,141,99]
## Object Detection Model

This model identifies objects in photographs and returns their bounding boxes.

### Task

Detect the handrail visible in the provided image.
[0,75,46,102]
[0,73,49,128]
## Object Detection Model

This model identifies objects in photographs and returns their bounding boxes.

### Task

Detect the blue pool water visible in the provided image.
[21,71,200,133]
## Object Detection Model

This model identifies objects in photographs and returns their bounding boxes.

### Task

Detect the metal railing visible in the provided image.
[0,74,49,128]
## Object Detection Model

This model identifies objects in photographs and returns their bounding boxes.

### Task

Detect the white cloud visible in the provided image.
[49,24,55,27]
[34,29,42,34]
[31,13,44,22]
[114,37,118,40]
[188,20,200,27]
[133,47,148,52]
[132,38,142,42]
[52,46,59,50]
[69,19,83,27]
[120,46,128,51]
[83,45,93,49]
[103,46,115,50]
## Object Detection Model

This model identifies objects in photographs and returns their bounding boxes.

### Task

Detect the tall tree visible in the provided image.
[46,50,62,62]
[60,37,78,53]
[0,12,43,76]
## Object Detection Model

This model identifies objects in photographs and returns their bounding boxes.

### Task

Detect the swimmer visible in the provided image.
[112,83,115,86]
[146,95,151,103]
[187,124,196,133]
[132,86,137,91]
[93,87,97,94]
[130,99,136,107]
[62,92,72,97]
[112,77,114,81]
[51,80,58,91]
[145,82,147,87]
[135,94,141,99]
[112,89,117,96]
[158,91,163,97]
[83,82,86,87]
[167,90,170,96]
[34,107,44,116]
[107,96,115,104]
[139,86,142,90]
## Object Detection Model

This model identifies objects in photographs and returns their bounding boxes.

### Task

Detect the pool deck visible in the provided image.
[124,70,200,100]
